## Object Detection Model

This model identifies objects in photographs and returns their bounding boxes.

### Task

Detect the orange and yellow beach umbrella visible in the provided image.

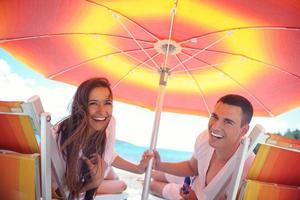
[1,1,300,198]
[0,0,300,117]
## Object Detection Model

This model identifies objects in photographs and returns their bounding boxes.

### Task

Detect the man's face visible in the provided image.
[208,102,249,151]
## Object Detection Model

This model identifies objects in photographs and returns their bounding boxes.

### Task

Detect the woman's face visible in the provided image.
[87,86,113,133]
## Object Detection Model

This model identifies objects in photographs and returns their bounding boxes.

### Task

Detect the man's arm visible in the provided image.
[154,151,198,177]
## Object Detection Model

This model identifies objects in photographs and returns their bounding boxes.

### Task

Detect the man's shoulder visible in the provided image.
[195,130,209,144]
[193,130,211,158]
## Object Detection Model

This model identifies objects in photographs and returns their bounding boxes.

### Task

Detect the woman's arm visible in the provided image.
[112,151,152,174]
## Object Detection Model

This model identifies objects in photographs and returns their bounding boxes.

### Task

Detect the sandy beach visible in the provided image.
[114,168,164,200]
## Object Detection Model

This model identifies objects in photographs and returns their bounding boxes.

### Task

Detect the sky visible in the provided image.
[1,48,300,152]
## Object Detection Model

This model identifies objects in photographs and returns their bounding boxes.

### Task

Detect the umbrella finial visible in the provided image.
[154,40,182,55]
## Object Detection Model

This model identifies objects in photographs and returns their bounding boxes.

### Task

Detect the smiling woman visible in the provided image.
[52,77,152,200]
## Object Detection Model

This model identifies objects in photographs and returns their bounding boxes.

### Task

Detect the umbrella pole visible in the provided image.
[141,69,169,200]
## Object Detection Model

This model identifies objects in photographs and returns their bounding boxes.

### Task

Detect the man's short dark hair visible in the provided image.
[217,94,253,126]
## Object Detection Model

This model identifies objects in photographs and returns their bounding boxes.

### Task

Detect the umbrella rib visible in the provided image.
[0,33,154,44]
[194,57,274,117]
[47,52,118,79]
[178,26,300,44]
[86,0,160,41]
[180,47,300,79]
[112,52,160,90]
[182,46,243,56]
[171,31,234,71]
[172,52,243,74]
[47,48,155,79]
[174,55,211,116]
[109,11,160,70]
[119,46,157,57]
[239,55,300,79]
[94,36,159,70]
[162,0,178,70]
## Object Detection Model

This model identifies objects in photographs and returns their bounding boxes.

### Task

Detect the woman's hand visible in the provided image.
[137,150,153,173]
[80,154,108,191]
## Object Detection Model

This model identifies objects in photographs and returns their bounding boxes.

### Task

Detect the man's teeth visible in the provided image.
[211,132,224,139]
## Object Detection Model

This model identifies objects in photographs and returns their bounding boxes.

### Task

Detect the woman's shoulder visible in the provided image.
[106,116,116,136]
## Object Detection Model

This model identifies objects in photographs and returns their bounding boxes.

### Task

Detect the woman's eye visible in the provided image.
[88,102,98,106]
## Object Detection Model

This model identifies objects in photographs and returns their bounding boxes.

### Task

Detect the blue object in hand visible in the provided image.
[182,176,191,194]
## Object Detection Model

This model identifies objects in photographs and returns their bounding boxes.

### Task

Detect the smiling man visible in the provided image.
[151,94,254,200]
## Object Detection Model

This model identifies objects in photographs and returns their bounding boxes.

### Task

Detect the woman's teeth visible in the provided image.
[93,117,106,121]
[211,132,224,139]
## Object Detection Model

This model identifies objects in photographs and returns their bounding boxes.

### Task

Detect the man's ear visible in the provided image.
[241,124,249,136]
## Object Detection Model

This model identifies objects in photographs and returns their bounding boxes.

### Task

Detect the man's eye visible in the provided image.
[105,101,112,105]
[225,120,233,125]
[210,115,217,120]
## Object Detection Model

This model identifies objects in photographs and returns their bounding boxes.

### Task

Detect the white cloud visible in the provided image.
[0,60,75,124]
[0,59,11,75]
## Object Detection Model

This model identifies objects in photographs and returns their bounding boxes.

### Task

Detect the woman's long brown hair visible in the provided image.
[56,78,113,199]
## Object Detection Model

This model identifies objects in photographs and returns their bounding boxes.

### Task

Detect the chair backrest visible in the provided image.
[0,151,41,200]
[234,132,300,200]
[266,133,300,151]
[0,100,23,112]
[0,96,57,200]
[247,144,300,186]
[242,180,300,200]
[227,124,266,200]
[0,95,44,136]
[0,113,39,154]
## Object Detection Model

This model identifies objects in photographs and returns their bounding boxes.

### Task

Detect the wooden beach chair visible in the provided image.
[0,96,61,200]
[0,112,41,200]
[237,134,300,200]
[230,131,300,200]
[0,95,44,136]
[0,150,40,200]
[0,112,40,154]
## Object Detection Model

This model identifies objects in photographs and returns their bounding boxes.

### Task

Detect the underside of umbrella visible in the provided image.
[1,1,300,199]
[1,0,300,117]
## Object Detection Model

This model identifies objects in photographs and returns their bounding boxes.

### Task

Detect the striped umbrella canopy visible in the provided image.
[1,0,300,117]
[1,1,300,199]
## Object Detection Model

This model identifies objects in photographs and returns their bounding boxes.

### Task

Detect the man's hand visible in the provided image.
[152,150,161,170]
[81,154,107,191]
[179,186,197,200]
[137,150,153,173]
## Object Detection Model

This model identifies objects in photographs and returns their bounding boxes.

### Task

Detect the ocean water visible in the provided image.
[116,140,192,163]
